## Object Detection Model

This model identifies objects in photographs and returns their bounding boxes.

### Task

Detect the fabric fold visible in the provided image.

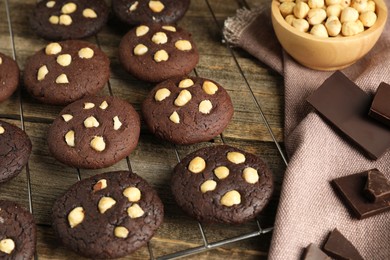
[223,2,390,259]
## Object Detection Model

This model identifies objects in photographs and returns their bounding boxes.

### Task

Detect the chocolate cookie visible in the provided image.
[0,53,19,102]
[112,0,190,26]
[142,76,233,144]
[171,145,274,224]
[30,0,109,40]
[52,171,164,258]
[0,120,32,184]
[24,40,110,105]
[0,200,37,259]
[47,96,140,169]
[119,24,199,82]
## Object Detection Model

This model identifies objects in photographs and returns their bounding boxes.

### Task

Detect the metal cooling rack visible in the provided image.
[2,0,288,258]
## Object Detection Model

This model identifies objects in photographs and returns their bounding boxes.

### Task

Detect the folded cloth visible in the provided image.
[224,3,390,260]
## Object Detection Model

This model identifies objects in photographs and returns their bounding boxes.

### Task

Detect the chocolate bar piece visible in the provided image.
[369,82,390,127]
[307,71,390,159]
[364,168,390,202]
[323,228,364,260]
[302,243,330,260]
[332,171,390,219]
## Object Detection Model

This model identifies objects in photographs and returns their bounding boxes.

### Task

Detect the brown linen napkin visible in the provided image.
[224,3,390,260]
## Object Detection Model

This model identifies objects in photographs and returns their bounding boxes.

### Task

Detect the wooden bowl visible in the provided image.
[271,0,388,70]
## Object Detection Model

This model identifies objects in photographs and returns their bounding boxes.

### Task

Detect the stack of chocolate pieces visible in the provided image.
[303,229,364,260]
[333,168,390,219]
[307,71,390,160]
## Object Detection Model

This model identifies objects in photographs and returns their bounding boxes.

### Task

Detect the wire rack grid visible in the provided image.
[1,0,287,259]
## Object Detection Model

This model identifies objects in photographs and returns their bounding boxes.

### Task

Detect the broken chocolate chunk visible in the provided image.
[307,71,390,160]
[323,228,364,260]
[332,171,390,219]
[302,243,331,260]
[364,169,390,202]
[369,82,390,128]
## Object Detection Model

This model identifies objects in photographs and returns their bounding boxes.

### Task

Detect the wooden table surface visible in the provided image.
[0,0,287,259]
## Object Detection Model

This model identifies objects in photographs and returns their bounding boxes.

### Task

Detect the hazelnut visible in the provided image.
[149,1,165,12]
[326,0,341,5]
[200,180,217,193]
[292,18,310,32]
[307,8,327,25]
[202,81,218,95]
[98,196,116,214]
[57,54,72,67]
[84,102,95,109]
[175,40,192,51]
[188,156,206,173]
[56,74,69,84]
[59,14,72,26]
[162,25,176,32]
[279,2,296,17]
[65,130,75,147]
[155,88,171,101]
[342,20,364,36]
[134,44,148,56]
[83,8,97,18]
[68,206,84,228]
[340,0,351,8]
[37,65,49,81]
[326,4,342,18]
[174,89,192,107]
[84,116,100,128]
[154,49,169,62]
[352,0,368,13]
[127,204,145,218]
[308,0,325,8]
[61,2,77,14]
[340,7,359,23]
[293,1,310,19]
[49,15,59,24]
[0,239,15,254]
[366,0,375,12]
[220,190,241,207]
[113,116,122,130]
[242,167,260,184]
[99,101,108,109]
[0,126,5,134]
[93,179,107,191]
[78,47,94,59]
[114,226,129,238]
[360,11,377,27]
[178,79,194,88]
[46,1,56,8]
[45,42,62,55]
[214,166,229,179]
[152,32,168,44]
[90,136,106,152]
[123,187,141,202]
[169,111,180,123]
[136,25,149,37]
[62,114,73,122]
[0,57,2,65]
[129,1,139,11]
[199,100,213,114]
[227,151,246,164]
[325,16,342,36]
[310,24,329,37]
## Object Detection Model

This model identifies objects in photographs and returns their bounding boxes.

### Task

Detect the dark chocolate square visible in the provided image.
[332,171,390,219]
[307,71,390,159]
[369,82,390,127]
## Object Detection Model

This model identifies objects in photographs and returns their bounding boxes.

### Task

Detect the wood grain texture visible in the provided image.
[0,0,286,259]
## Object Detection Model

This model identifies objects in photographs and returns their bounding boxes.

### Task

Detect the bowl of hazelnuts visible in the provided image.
[271,0,387,70]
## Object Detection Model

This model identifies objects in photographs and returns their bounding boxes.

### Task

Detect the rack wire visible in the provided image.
[2,0,288,259]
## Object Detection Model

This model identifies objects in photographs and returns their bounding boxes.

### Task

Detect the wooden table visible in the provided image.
[0,0,286,259]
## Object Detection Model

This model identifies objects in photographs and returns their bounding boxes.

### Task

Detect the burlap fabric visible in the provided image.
[223,3,390,259]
